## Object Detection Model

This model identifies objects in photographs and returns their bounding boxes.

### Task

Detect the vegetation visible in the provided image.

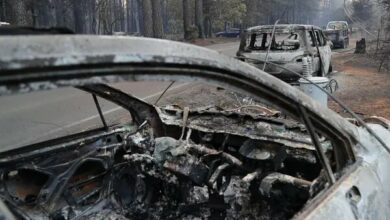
[351,0,373,23]
[0,0,325,40]
[378,0,390,31]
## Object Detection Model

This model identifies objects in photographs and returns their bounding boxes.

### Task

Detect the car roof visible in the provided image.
[246,24,321,32]
[0,35,358,144]
[327,21,348,24]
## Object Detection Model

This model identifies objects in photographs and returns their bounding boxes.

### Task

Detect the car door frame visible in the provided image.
[309,28,331,76]
[316,29,332,75]
[307,29,322,75]
[294,157,388,220]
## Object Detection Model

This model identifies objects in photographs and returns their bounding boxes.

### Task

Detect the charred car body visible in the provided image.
[323,21,350,49]
[0,35,389,220]
[237,25,332,82]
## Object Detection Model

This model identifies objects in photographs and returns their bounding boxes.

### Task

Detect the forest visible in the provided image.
[0,0,389,41]
[0,0,325,40]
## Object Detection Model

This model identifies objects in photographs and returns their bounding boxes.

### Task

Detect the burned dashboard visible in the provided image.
[0,106,327,220]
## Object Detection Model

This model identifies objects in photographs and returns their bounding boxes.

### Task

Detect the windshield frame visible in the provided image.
[0,35,357,168]
[245,30,303,51]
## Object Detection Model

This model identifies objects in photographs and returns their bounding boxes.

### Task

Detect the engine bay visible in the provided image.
[0,106,329,220]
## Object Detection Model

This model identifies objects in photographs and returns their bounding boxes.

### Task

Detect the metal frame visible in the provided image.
[92,94,108,131]
[0,35,359,171]
[299,105,336,184]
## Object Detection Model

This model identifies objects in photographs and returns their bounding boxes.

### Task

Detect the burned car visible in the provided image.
[323,21,350,49]
[237,25,332,82]
[0,35,389,220]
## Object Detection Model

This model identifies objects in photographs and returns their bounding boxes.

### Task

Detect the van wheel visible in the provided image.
[328,63,333,73]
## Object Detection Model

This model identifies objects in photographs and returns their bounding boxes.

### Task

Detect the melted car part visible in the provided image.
[3,169,50,204]
[0,104,325,219]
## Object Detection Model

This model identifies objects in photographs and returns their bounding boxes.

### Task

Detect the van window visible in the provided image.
[247,32,300,51]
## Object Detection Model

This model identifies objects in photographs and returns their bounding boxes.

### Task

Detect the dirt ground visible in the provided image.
[329,49,390,119]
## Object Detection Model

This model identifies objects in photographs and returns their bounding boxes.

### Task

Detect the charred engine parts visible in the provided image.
[0,108,326,219]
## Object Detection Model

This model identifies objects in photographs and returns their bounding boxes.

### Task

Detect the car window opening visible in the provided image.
[247,32,300,51]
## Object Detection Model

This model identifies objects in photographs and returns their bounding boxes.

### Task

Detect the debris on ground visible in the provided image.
[329,50,390,118]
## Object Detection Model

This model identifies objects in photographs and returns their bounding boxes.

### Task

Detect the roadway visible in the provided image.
[0,40,239,152]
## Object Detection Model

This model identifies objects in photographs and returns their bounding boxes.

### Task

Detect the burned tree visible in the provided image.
[72,0,85,33]
[203,0,212,38]
[152,0,164,38]
[195,0,205,38]
[355,38,366,54]
[182,0,191,40]
[141,0,153,37]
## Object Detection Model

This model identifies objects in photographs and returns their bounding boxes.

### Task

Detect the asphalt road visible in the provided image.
[0,41,239,152]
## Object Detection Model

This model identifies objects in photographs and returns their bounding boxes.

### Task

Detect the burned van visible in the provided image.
[324,21,350,49]
[237,25,332,82]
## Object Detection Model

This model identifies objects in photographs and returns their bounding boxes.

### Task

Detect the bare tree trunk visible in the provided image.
[203,0,212,38]
[0,0,5,21]
[135,0,142,33]
[195,0,205,38]
[120,0,125,31]
[293,0,296,23]
[125,0,131,32]
[90,0,97,34]
[112,0,119,32]
[72,0,85,33]
[134,0,140,33]
[84,0,92,33]
[54,0,63,26]
[152,0,164,38]
[183,0,191,40]
[162,0,168,33]
[109,0,115,33]
[141,0,153,37]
